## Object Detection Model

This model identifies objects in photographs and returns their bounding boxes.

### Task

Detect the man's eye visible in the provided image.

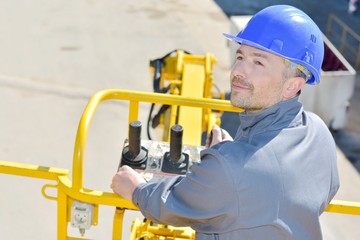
[236,55,243,60]
[255,61,263,66]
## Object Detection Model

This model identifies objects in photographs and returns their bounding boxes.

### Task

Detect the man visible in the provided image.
[111,5,339,239]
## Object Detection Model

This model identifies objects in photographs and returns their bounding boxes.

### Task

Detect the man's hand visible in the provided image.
[111,165,145,201]
[205,125,233,148]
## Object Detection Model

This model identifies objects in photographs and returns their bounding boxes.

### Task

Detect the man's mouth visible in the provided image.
[231,79,252,91]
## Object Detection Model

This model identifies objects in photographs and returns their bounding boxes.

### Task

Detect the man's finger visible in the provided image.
[208,125,223,147]
[221,129,233,141]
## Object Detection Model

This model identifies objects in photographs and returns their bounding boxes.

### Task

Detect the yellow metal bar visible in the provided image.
[176,50,184,74]
[67,237,94,240]
[204,53,216,99]
[58,189,68,240]
[129,100,139,124]
[130,218,142,240]
[130,219,195,239]
[144,225,195,238]
[58,176,137,210]
[325,200,360,215]
[162,106,172,142]
[112,208,125,240]
[171,80,182,86]
[42,184,58,201]
[178,63,205,145]
[103,90,241,111]
[169,104,178,140]
[205,52,215,79]
[183,54,205,62]
[72,91,104,191]
[0,160,69,180]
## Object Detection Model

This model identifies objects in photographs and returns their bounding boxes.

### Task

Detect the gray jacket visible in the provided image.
[132,97,340,239]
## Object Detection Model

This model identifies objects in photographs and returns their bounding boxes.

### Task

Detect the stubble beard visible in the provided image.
[230,85,284,113]
[231,89,250,108]
[230,77,257,111]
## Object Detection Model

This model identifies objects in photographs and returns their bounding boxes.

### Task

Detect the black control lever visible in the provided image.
[161,124,189,174]
[120,121,148,170]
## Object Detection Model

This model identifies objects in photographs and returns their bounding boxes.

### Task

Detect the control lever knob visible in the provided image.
[170,124,183,162]
[161,124,189,174]
[129,121,142,156]
[120,121,148,170]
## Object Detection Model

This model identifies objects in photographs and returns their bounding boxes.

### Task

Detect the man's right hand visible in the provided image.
[205,125,233,148]
[111,165,145,201]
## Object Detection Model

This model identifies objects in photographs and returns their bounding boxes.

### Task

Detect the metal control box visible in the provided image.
[120,138,204,182]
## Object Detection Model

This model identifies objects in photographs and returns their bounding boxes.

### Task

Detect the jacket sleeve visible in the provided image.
[131,148,238,233]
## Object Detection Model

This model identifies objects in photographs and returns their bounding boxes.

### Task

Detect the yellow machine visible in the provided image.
[147,50,224,146]
[0,50,360,239]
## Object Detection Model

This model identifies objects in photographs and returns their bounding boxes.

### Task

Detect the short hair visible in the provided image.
[282,59,308,83]
[282,60,308,96]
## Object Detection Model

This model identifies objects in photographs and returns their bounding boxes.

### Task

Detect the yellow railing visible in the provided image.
[326,14,360,71]
[1,89,360,239]
[0,89,240,239]
[71,89,241,192]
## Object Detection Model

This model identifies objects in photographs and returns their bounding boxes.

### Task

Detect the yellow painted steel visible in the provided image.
[112,208,125,240]
[0,160,69,180]
[129,100,139,125]
[178,63,205,145]
[169,104,178,140]
[130,218,142,240]
[42,184,58,201]
[58,189,68,240]
[67,237,94,240]
[326,199,360,215]
[130,219,195,239]
[149,50,221,145]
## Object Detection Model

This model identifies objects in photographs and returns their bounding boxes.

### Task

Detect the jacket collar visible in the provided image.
[236,97,303,138]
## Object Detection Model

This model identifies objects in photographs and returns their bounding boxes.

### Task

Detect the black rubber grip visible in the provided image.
[170,124,183,161]
[129,121,142,156]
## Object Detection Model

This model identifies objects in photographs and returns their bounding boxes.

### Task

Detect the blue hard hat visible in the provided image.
[223,5,324,85]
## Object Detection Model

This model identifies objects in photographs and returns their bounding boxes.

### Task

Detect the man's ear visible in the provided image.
[283,77,306,99]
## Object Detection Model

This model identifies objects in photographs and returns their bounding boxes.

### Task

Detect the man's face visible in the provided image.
[230,44,287,113]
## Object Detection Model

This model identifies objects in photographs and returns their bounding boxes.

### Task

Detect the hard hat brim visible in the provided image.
[222,33,319,85]
[222,33,242,44]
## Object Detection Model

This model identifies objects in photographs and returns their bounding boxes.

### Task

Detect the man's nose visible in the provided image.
[231,61,247,79]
